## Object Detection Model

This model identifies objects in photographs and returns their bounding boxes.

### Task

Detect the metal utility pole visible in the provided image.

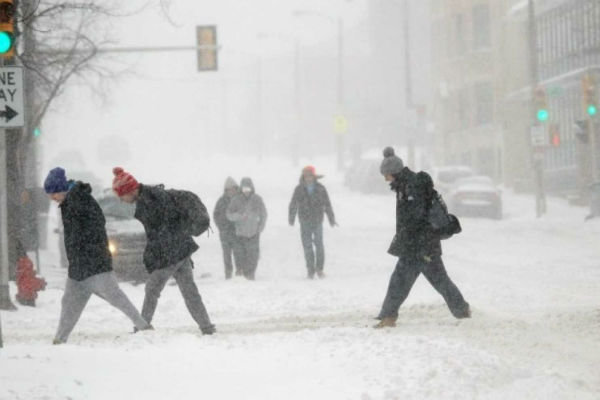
[403,0,415,169]
[293,10,346,170]
[528,0,546,217]
[293,39,300,166]
[335,16,345,171]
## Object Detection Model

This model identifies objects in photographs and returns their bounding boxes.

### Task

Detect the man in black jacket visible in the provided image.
[44,167,151,344]
[289,166,337,279]
[374,148,470,328]
[213,177,241,279]
[112,167,215,334]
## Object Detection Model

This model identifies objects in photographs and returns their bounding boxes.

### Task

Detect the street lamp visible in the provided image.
[293,9,345,170]
[256,32,300,164]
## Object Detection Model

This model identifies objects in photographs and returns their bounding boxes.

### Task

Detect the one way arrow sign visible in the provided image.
[0,67,24,128]
[0,105,18,122]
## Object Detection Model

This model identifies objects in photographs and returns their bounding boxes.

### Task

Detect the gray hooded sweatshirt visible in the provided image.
[226,177,267,238]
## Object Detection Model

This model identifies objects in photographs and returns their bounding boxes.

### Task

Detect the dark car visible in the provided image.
[447,175,502,220]
[97,194,148,284]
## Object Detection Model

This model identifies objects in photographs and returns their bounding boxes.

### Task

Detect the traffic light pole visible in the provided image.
[590,116,598,182]
[528,0,546,217]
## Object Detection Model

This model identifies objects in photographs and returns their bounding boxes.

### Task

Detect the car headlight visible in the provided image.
[108,240,117,255]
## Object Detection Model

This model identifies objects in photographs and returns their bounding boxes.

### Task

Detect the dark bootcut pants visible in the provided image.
[234,235,260,280]
[300,222,324,276]
[141,257,214,331]
[220,233,241,279]
[378,256,470,319]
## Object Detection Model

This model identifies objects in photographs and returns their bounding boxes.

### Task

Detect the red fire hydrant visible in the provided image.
[15,256,46,307]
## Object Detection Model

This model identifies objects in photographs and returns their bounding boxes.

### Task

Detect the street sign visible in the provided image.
[530,124,547,147]
[333,115,347,134]
[0,66,23,128]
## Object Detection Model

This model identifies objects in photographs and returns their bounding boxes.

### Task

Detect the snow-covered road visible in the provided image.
[1,157,599,399]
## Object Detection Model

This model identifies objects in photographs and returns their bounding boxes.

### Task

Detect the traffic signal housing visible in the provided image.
[582,73,598,117]
[534,86,549,122]
[196,25,218,71]
[0,0,14,58]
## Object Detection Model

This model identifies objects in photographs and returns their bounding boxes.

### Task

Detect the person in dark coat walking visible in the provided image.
[226,177,267,280]
[112,167,215,335]
[288,165,337,279]
[374,148,471,328]
[213,177,242,279]
[44,167,151,344]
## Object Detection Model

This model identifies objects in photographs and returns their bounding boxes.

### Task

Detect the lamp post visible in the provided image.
[293,10,345,170]
[256,32,299,165]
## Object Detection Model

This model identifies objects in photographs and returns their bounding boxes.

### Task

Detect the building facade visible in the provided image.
[432,0,600,197]
[430,0,509,180]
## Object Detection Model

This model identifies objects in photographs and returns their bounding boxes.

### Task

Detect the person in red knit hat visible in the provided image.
[15,241,46,307]
[112,167,216,335]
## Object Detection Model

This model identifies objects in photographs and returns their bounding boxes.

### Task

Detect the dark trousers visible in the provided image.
[378,256,470,319]
[300,223,324,274]
[141,257,213,331]
[234,235,260,279]
[219,233,241,278]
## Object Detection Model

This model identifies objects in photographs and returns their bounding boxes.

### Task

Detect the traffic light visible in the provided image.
[582,73,598,117]
[534,86,549,122]
[196,25,218,71]
[0,0,15,58]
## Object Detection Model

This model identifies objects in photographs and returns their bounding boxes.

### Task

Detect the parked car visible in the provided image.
[344,158,389,194]
[97,194,148,284]
[447,175,502,219]
[431,165,475,195]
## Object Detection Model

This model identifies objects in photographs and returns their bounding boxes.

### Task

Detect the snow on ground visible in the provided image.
[1,155,599,400]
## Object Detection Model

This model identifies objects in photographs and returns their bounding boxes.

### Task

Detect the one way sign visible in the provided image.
[0,67,24,128]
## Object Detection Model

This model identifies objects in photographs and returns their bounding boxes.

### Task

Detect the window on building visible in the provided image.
[455,14,466,56]
[474,82,494,125]
[472,4,491,50]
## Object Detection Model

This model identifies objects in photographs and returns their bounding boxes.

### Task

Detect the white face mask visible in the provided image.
[242,186,252,194]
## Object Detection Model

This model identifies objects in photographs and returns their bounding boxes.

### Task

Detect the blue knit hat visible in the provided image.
[44,167,69,194]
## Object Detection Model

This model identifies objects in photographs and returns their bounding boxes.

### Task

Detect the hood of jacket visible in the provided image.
[240,177,255,194]
[224,176,238,192]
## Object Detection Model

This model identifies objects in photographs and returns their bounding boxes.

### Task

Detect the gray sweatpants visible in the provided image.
[141,257,213,331]
[54,271,149,343]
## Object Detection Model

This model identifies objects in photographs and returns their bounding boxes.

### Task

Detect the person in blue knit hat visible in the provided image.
[44,167,151,344]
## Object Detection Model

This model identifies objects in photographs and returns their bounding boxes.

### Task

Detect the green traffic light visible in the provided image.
[0,32,12,54]
[33,128,41,138]
[588,104,598,117]
[537,109,549,122]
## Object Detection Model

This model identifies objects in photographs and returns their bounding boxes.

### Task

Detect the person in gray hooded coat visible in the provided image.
[226,177,267,280]
[213,177,242,279]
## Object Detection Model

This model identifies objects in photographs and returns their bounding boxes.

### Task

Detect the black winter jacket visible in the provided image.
[288,179,336,226]
[388,167,441,263]
[60,181,112,281]
[134,184,199,273]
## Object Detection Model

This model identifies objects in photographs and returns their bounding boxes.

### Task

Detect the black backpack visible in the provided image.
[168,189,211,236]
[428,191,461,240]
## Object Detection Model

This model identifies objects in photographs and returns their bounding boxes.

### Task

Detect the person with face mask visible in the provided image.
[226,177,267,280]
[288,166,337,279]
